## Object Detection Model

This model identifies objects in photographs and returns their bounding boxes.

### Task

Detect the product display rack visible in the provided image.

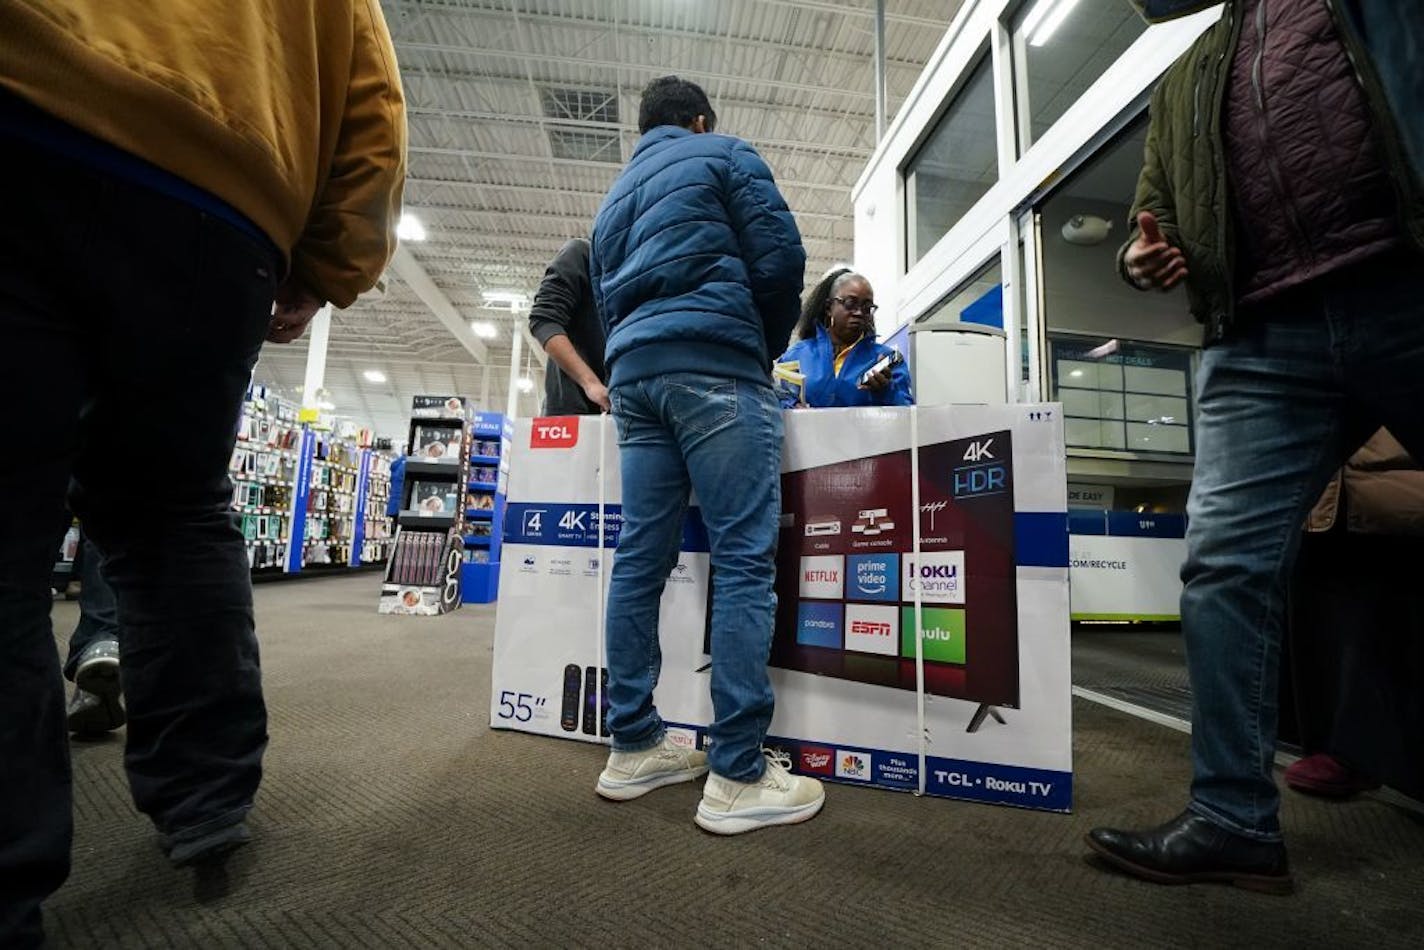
[301,437,362,569]
[232,385,304,572]
[232,383,393,577]
[378,395,472,615]
[356,452,393,566]
[461,412,512,603]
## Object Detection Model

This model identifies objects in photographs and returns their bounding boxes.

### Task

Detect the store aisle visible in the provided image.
[45,576,1424,947]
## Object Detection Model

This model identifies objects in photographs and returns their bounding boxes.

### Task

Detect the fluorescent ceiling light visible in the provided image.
[1069,369,1084,378]
[1024,0,1082,47]
[396,212,426,242]
[516,376,535,393]
[1019,0,1082,47]
[363,369,387,384]
[483,290,527,307]
[471,320,498,339]
[316,399,337,411]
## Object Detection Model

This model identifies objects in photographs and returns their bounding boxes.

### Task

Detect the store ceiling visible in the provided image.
[254,0,963,438]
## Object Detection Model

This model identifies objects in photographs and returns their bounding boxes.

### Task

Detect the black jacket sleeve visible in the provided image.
[529,238,591,346]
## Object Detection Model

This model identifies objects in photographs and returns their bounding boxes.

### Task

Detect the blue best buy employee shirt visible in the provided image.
[775,326,913,409]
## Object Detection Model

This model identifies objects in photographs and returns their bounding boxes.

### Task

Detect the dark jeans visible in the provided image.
[1181,251,1424,840]
[1282,526,1424,802]
[63,534,120,680]
[0,137,274,944]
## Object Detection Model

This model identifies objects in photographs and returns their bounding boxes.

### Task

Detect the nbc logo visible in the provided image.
[835,750,871,781]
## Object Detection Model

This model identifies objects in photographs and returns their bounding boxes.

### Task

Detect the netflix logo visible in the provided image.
[798,555,844,599]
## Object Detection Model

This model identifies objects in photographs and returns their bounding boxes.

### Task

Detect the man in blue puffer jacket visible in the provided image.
[589,76,824,835]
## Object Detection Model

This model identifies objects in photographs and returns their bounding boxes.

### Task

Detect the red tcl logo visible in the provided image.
[531,417,579,448]
[800,746,834,775]
[850,621,891,638]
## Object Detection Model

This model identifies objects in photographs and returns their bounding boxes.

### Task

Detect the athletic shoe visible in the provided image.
[596,735,709,801]
[67,687,126,736]
[73,638,121,697]
[68,639,124,735]
[160,821,252,868]
[694,749,825,835]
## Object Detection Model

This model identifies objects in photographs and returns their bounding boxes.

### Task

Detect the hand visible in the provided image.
[1124,211,1188,291]
[858,366,893,393]
[268,279,324,343]
[583,381,611,413]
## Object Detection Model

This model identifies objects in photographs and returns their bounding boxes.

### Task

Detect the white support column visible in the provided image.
[505,320,524,420]
[301,305,333,410]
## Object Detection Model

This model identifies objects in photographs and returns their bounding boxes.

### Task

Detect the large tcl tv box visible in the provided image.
[491,406,1072,812]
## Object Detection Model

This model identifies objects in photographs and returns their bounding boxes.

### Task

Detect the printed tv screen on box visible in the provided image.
[490,405,1072,813]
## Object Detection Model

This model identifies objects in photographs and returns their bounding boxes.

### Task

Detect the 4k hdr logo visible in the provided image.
[531,416,579,448]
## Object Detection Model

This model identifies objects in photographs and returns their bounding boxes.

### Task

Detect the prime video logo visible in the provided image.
[853,558,891,595]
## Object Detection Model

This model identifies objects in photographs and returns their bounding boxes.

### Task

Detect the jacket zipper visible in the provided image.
[1192,57,1205,137]
[1212,3,1236,340]
[1251,0,1316,268]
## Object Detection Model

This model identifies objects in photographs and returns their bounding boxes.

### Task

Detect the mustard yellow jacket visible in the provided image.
[0,0,407,307]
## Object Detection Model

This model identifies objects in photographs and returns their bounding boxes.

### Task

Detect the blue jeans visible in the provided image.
[1183,251,1424,840]
[62,534,120,680]
[605,373,783,783]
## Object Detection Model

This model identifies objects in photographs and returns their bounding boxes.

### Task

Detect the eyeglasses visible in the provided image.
[831,296,878,316]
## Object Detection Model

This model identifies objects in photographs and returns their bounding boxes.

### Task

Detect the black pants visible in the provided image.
[0,137,275,944]
[1282,524,1424,802]
[63,533,121,680]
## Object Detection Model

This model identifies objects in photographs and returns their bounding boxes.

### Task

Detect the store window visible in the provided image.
[1051,336,1194,454]
[1011,0,1147,152]
[918,257,1003,328]
[905,50,998,267]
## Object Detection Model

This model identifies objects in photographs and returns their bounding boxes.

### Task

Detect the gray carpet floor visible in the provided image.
[44,575,1424,948]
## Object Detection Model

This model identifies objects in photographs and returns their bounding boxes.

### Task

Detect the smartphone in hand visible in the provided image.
[859,350,902,387]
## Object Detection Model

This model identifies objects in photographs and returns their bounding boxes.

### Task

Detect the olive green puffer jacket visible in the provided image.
[1116,0,1424,344]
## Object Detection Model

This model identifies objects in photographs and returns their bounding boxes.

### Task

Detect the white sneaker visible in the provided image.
[596,735,709,801]
[694,749,825,835]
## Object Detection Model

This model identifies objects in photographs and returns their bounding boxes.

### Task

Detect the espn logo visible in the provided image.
[845,604,898,656]
[531,417,579,448]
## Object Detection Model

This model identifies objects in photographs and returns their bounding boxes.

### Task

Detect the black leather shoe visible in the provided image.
[1085,810,1293,895]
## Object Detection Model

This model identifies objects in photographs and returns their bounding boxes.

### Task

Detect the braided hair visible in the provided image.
[791,268,871,343]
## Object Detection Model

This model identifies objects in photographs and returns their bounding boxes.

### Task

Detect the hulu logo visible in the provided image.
[900,608,966,664]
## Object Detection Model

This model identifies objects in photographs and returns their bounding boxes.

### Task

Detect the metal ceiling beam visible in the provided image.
[735,0,950,30]
[392,17,930,77]
[387,245,490,364]
[408,146,852,194]
[404,179,855,223]
[404,106,874,160]
[397,43,876,102]
[386,0,950,34]
[399,64,886,129]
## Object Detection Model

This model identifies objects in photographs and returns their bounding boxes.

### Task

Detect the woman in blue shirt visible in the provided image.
[775,269,913,408]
